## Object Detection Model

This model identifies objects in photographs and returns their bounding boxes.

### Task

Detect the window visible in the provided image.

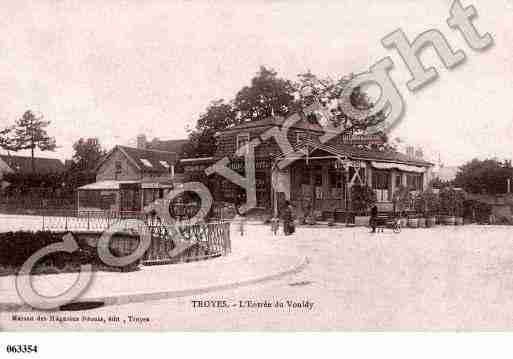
[372,170,390,202]
[115,161,122,174]
[140,158,153,167]
[395,173,402,188]
[296,131,307,144]
[314,173,322,187]
[329,171,343,188]
[236,133,250,154]
[329,170,343,199]
[301,172,310,185]
[406,173,423,191]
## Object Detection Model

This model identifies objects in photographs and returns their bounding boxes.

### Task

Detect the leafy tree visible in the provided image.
[454,158,513,194]
[71,138,106,171]
[294,71,387,135]
[4,110,57,173]
[0,127,14,151]
[183,99,238,158]
[234,66,296,122]
[183,67,392,158]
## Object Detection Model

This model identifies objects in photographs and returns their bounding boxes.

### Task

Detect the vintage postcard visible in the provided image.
[0,0,512,339]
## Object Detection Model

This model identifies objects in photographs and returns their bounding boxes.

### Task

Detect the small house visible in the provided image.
[77,145,178,213]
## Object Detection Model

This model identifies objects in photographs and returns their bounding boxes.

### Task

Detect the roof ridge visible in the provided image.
[118,145,177,155]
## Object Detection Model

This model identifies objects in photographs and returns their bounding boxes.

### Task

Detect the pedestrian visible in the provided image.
[234,198,245,236]
[282,200,295,236]
[370,204,378,233]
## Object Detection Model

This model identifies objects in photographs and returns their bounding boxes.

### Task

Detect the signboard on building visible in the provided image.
[334,160,365,169]
[340,134,385,145]
[228,159,271,171]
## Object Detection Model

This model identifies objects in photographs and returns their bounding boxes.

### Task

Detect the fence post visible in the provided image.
[87,211,90,230]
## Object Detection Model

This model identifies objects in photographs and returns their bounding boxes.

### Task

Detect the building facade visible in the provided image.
[182,115,434,218]
[77,145,178,213]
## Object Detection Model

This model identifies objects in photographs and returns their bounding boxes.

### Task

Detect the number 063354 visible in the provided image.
[6,344,38,354]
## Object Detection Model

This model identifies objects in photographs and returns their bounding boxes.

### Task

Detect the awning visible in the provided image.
[371,161,426,173]
[78,180,174,190]
[78,180,138,190]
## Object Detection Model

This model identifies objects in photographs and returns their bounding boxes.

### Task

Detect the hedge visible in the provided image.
[0,231,139,273]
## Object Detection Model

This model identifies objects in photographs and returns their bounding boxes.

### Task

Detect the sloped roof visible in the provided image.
[221,116,325,133]
[118,146,177,172]
[147,138,189,154]
[0,154,65,174]
[275,138,433,167]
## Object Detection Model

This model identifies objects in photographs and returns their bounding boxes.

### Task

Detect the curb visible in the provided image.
[1,256,309,312]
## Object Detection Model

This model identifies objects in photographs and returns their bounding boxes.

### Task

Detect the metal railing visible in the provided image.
[41,210,146,231]
[36,209,232,266]
[143,221,231,265]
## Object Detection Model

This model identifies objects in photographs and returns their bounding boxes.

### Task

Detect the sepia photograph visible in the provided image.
[0,1,513,349]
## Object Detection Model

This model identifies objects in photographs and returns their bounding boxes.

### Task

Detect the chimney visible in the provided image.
[415,147,423,159]
[406,145,414,158]
[137,134,147,149]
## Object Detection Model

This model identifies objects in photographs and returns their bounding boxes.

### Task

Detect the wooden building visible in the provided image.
[182,114,434,218]
[77,145,178,213]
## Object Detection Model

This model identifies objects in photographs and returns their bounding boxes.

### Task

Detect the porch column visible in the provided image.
[115,190,121,212]
[310,166,315,210]
[366,163,372,187]
[321,163,329,211]
[423,167,431,190]
[390,169,396,199]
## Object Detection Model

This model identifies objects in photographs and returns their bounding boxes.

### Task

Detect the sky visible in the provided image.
[0,0,511,166]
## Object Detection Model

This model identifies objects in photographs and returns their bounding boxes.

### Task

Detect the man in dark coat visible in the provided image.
[370,204,378,233]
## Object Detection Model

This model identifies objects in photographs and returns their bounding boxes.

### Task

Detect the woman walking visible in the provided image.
[282,200,295,236]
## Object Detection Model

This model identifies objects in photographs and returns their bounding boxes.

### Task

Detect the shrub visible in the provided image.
[439,187,465,216]
[392,185,411,216]
[351,185,376,215]
[414,189,440,216]
[0,231,139,274]
[475,201,492,223]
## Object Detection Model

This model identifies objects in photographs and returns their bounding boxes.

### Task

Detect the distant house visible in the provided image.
[0,154,65,179]
[77,145,179,213]
[433,165,459,183]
